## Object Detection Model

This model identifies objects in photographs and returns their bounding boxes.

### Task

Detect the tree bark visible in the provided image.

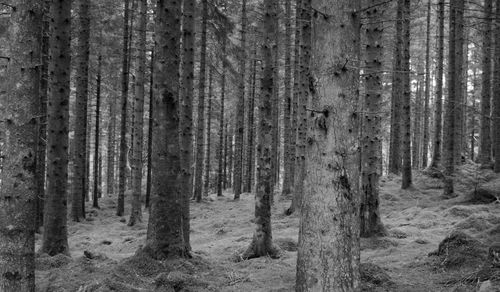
[204,66,214,196]
[40,0,71,256]
[271,3,281,193]
[493,0,500,172]
[422,0,432,168]
[282,0,293,196]
[93,54,102,209]
[244,45,257,194]
[0,1,42,290]
[146,50,154,208]
[401,0,412,189]
[296,0,361,290]
[412,79,422,169]
[217,40,227,197]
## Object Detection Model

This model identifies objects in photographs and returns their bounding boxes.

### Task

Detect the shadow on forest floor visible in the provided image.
[35,162,500,291]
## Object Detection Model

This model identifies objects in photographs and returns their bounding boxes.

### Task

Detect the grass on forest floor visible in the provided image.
[35,163,500,291]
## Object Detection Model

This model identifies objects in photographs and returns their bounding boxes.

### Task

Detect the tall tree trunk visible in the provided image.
[41,0,71,256]
[478,0,493,166]
[117,0,131,216]
[146,50,154,208]
[271,3,280,193]
[282,0,293,196]
[204,66,214,196]
[228,123,234,189]
[360,0,386,238]
[412,80,422,169]
[233,0,248,200]
[107,95,117,196]
[244,45,257,193]
[429,0,445,169]
[241,0,280,260]
[401,0,412,189]
[0,1,42,289]
[128,0,147,226]
[389,0,403,175]
[422,0,431,168]
[224,121,229,189]
[194,0,208,202]
[471,68,478,161]
[493,0,500,172]
[93,55,102,209]
[454,0,466,165]
[296,0,361,289]
[218,40,227,197]
[71,0,90,222]
[144,0,190,259]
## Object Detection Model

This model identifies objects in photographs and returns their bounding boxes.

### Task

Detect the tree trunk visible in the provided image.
[453,0,466,166]
[204,66,214,196]
[228,123,234,189]
[217,40,227,197]
[241,0,280,260]
[244,45,257,193]
[429,0,445,169]
[128,0,147,226]
[296,0,361,290]
[40,0,71,256]
[194,0,208,202]
[479,0,493,166]
[389,0,403,175]
[107,95,117,197]
[282,0,293,196]
[144,0,190,259]
[493,0,500,172]
[412,80,422,170]
[422,0,431,168]
[271,3,280,193]
[93,55,102,209]
[0,1,42,290]
[224,122,229,190]
[146,50,154,208]
[117,0,131,216]
[360,0,386,238]
[71,0,90,222]
[233,0,247,200]
[471,68,478,161]
[401,0,412,189]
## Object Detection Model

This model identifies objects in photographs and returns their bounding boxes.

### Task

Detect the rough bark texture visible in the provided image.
[493,0,500,173]
[93,55,102,209]
[217,40,227,197]
[244,45,257,194]
[204,67,214,196]
[422,0,431,169]
[241,0,280,260]
[194,0,208,202]
[146,50,154,208]
[233,0,247,200]
[479,0,493,166]
[282,0,293,196]
[360,0,386,238]
[128,0,147,226]
[271,4,280,193]
[144,0,190,259]
[401,0,412,189]
[117,0,131,217]
[107,95,117,196]
[0,1,42,290]
[412,80,422,169]
[40,0,71,256]
[429,0,444,169]
[71,0,90,222]
[295,0,361,290]
[389,0,403,175]
[227,123,234,189]
[453,0,465,166]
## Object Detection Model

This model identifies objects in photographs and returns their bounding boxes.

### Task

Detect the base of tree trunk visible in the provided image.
[361,222,388,238]
[140,243,191,261]
[239,240,281,261]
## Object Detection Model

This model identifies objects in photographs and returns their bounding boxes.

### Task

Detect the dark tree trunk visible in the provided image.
[244,45,257,193]
[422,0,432,168]
[204,66,214,196]
[282,0,293,196]
[93,55,102,209]
[401,0,412,189]
[412,80,422,169]
[146,50,154,208]
[271,3,280,194]
[107,95,117,196]
[217,40,227,197]
[493,0,500,172]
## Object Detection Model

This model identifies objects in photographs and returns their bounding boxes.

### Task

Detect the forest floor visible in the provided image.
[36,163,500,292]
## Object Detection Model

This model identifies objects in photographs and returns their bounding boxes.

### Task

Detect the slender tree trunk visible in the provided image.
[218,40,227,197]
[401,0,412,189]
[107,95,117,196]
[479,0,493,166]
[204,66,214,196]
[454,0,466,166]
[224,122,229,190]
[422,0,431,168]
[41,0,71,256]
[71,0,90,222]
[146,50,154,208]
[360,0,386,238]
[271,3,280,193]
[93,55,102,209]
[0,1,42,289]
[282,0,293,196]
[412,80,422,169]
[233,0,248,200]
[429,0,445,169]
[194,0,208,202]
[228,123,234,189]
[296,0,361,290]
[244,45,257,193]
[471,68,478,161]
[493,0,500,172]
[128,0,147,225]
[144,0,190,259]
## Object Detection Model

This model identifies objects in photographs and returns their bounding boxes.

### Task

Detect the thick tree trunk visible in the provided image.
[0,1,42,290]
[282,0,293,196]
[144,0,190,259]
[71,0,90,222]
[41,0,71,256]
[453,1,466,166]
[241,0,280,260]
[422,0,432,168]
[117,0,131,216]
[479,0,493,166]
[146,50,154,208]
[271,4,280,193]
[194,0,208,202]
[128,0,147,226]
[296,0,361,290]
[360,0,386,238]
[401,0,412,189]
[204,66,214,196]
[217,41,227,197]
[493,0,500,172]
[244,45,257,194]
[93,55,102,209]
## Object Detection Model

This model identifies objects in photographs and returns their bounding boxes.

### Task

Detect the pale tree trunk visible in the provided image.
[241,0,280,260]
[107,95,117,196]
[117,0,131,216]
[422,0,431,168]
[401,0,412,189]
[93,54,102,209]
[360,0,386,238]
[453,1,466,166]
[217,40,227,196]
[271,3,280,192]
[471,68,478,161]
[412,80,422,169]
[389,0,403,175]
[478,0,493,166]
[493,0,500,172]
[429,0,445,169]
[128,0,147,226]
[204,66,214,196]
[233,0,247,200]
[72,0,90,222]
[144,0,190,259]
[41,0,71,256]
[296,0,361,290]
[0,1,42,290]
[282,0,293,196]
[194,0,208,202]
[244,44,257,193]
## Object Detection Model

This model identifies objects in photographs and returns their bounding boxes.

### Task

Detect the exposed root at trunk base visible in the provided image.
[237,241,282,261]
